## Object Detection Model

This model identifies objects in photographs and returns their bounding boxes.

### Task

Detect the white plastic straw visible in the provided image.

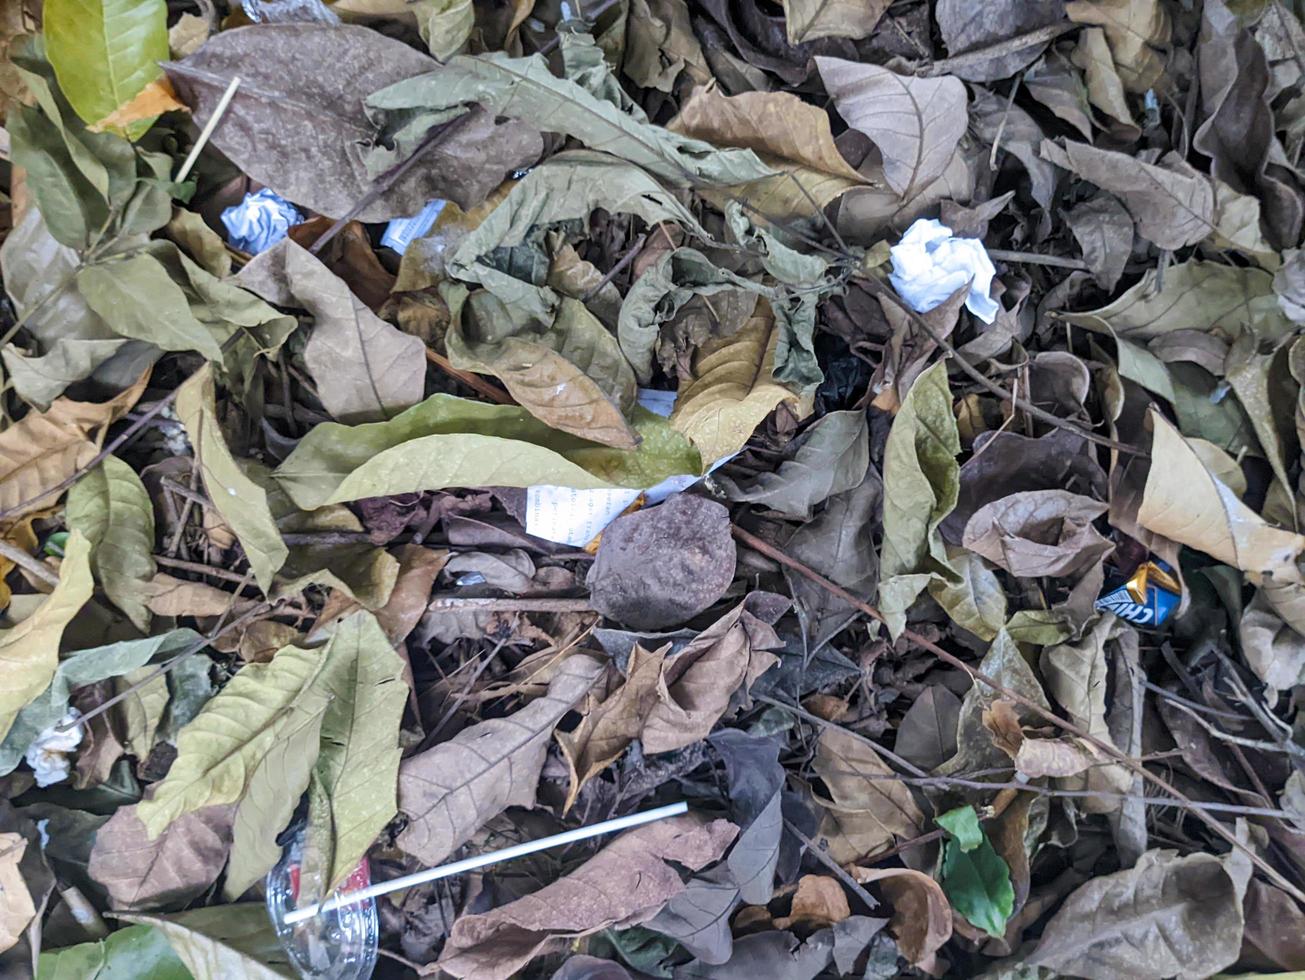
[175,76,241,182]
[281,801,689,925]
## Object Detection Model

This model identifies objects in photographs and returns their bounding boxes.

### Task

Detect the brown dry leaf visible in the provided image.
[668,83,869,220]
[640,592,787,753]
[1139,409,1305,579]
[982,699,1102,778]
[1028,848,1248,979]
[960,489,1113,579]
[0,831,34,954]
[816,59,968,200]
[396,654,604,865]
[812,726,923,864]
[88,804,234,912]
[1040,140,1214,249]
[141,574,258,619]
[557,644,669,811]
[287,217,397,313]
[670,301,808,468]
[1072,27,1139,135]
[313,544,448,645]
[852,866,952,965]
[0,371,147,520]
[90,78,188,133]
[438,815,737,980]
[1065,0,1171,93]
[775,875,851,929]
[936,0,1066,81]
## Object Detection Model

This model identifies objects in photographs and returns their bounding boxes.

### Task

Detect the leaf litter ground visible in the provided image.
[2,0,1305,977]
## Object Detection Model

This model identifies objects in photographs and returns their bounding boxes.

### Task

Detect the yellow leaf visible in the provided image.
[0,530,93,742]
[670,300,809,468]
[90,77,187,134]
[0,831,35,953]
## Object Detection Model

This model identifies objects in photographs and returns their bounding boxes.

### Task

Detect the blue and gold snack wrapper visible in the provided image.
[1095,559,1181,628]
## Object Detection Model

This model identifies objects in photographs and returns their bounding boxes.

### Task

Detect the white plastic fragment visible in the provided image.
[221,188,304,254]
[526,389,687,546]
[888,218,999,323]
[24,709,83,787]
[381,199,447,255]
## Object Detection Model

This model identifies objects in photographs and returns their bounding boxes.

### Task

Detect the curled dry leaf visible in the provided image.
[960,489,1113,579]
[852,866,952,965]
[438,815,737,980]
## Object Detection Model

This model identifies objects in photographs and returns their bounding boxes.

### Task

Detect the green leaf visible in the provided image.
[7,104,111,249]
[66,455,156,631]
[304,612,409,892]
[782,0,889,44]
[446,150,714,320]
[1057,260,1292,344]
[223,692,325,900]
[0,531,94,743]
[940,814,1014,938]
[446,289,639,448]
[37,923,192,980]
[44,0,168,131]
[617,246,769,384]
[175,365,288,593]
[718,408,869,520]
[116,906,294,979]
[670,301,808,468]
[273,392,701,510]
[415,0,474,60]
[928,549,1006,641]
[0,630,200,776]
[367,51,773,189]
[877,361,960,637]
[937,804,984,851]
[134,644,330,838]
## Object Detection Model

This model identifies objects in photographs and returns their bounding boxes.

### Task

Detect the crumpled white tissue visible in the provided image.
[221,188,304,254]
[24,709,83,788]
[889,218,998,323]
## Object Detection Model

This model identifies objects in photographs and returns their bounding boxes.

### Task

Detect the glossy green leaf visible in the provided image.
[939,805,1014,939]
[37,923,192,980]
[273,393,701,510]
[45,0,168,131]
[116,906,294,980]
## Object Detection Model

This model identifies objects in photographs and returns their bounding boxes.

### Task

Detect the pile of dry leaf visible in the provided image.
[2,0,1305,976]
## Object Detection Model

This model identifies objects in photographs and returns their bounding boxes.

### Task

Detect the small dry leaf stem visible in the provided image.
[732,523,1305,903]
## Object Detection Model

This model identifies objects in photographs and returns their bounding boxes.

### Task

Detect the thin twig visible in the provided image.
[0,539,59,588]
[581,233,647,301]
[153,554,263,588]
[426,596,594,613]
[923,22,1078,76]
[731,523,1305,904]
[55,599,278,733]
[0,389,182,523]
[785,819,880,910]
[855,274,1146,457]
[987,249,1090,271]
[425,349,517,405]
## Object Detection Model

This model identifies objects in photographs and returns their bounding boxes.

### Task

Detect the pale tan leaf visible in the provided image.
[782,0,889,43]
[1139,410,1305,578]
[116,666,170,761]
[558,644,665,812]
[1066,0,1172,93]
[812,726,923,864]
[1072,27,1137,131]
[0,371,147,520]
[851,866,952,965]
[0,531,93,743]
[670,301,808,468]
[0,832,34,954]
[396,654,604,865]
[774,875,851,929]
[1029,849,1247,979]
[960,489,1113,579]
[816,59,968,199]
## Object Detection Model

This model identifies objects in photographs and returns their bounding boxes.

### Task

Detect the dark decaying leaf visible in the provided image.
[936,0,1066,81]
[165,25,542,219]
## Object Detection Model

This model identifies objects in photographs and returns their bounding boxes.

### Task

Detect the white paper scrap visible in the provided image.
[382,199,447,255]
[526,486,643,547]
[888,218,998,323]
